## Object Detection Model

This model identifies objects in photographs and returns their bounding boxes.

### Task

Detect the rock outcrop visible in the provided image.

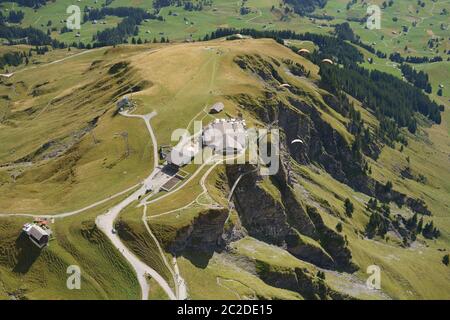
[225,163,358,272]
[256,260,353,300]
[167,209,229,255]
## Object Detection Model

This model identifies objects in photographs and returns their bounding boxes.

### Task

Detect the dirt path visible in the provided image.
[94,111,180,300]
[120,111,159,171]
[95,185,176,300]
[142,205,187,299]
[0,183,140,219]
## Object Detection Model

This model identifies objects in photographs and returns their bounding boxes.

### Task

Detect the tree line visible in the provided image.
[365,199,440,242]
[400,63,432,93]
[283,0,328,15]
[91,8,162,47]
[92,17,140,47]
[0,24,57,46]
[205,27,364,66]
[334,22,386,59]
[319,63,442,134]
[390,52,443,64]
[153,0,211,11]
[0,10,25,24]
[0,0,46,8]
[0,51,23,69]
[0,46,51,69]
[83,7,162,22]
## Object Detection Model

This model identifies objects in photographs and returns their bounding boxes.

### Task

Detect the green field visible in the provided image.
[1,0,321,44]
[2,0,448,55]
[1,0,447,107]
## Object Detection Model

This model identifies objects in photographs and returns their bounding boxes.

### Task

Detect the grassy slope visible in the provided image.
[129,39,449,299]
[118,202,175,290]
[0,195,140,299]
[0,38,448,299]
[291,104,450,299]
[319,0,449,57]
[0,46,155,213]
[129,38,320,142]
[177,251,303,300]
[414,60,450,104]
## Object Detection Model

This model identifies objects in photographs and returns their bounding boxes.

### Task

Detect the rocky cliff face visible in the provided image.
[233,91,371,193]
[225,163,358,272]
[231,54,433,218]
[167,209,229,255]
[255,260,353,300]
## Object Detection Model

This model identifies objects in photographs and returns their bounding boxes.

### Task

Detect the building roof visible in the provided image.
[167,140,201,167]
[209,102,224,113]
[22,223,33,233]
[207,133,244,154]
[28,225,49,247]
[203,120,246,154]
[117,97,131,108]
[166,150,194,167]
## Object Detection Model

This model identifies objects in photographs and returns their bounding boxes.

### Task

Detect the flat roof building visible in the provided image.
[167,138,201,167]
[203,119,246,155]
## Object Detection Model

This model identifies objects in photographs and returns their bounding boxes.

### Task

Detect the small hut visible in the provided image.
[209,102,224,114]
[117,96,132,110]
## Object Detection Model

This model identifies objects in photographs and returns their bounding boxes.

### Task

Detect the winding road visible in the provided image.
[95,184,177,300]
[94,110,186,300]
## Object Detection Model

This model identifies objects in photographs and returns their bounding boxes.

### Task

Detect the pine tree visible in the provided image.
[407,213,418,230]
[417,217,423,233]
[443,254,449,266]
[385,181,393,193]
[344,198,354,217]
[422,221,439,239]
[317,271,326,280]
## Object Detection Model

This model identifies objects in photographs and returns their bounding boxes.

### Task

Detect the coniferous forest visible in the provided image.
[207,27,442,135]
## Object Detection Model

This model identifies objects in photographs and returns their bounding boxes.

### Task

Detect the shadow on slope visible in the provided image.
[12,233,41,274]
